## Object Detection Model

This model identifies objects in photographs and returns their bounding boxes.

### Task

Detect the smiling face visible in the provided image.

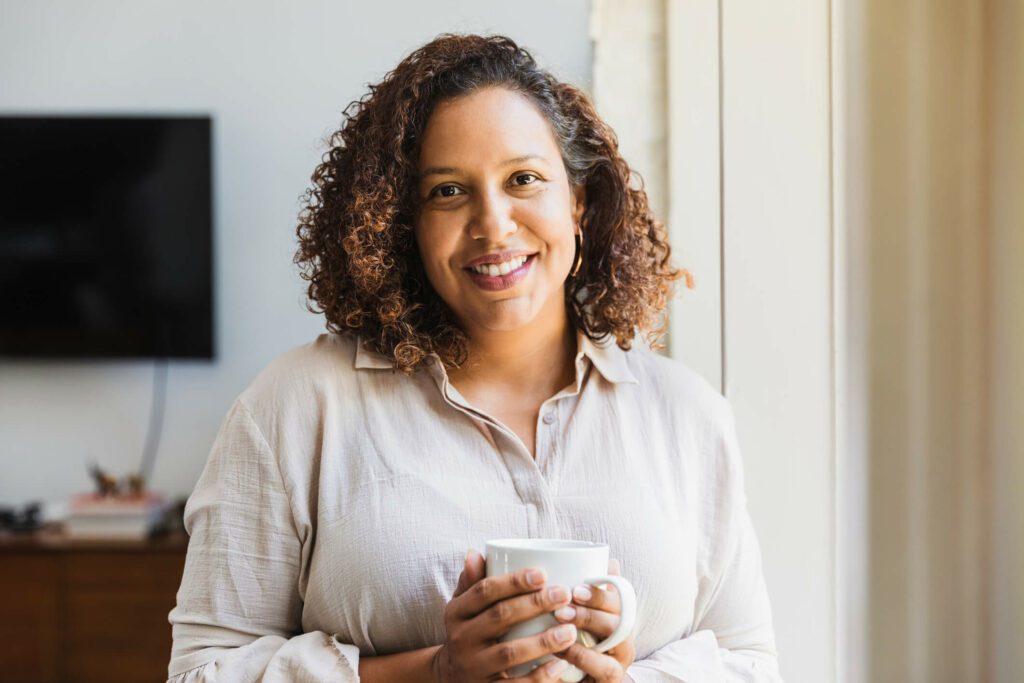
[413,86,585,338]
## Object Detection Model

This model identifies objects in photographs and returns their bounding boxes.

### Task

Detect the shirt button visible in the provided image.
[542,411,556,425]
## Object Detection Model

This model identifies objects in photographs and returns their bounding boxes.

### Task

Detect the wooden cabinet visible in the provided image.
[0,528,187,683]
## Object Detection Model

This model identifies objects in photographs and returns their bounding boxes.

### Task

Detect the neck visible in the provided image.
[451,307,577,398]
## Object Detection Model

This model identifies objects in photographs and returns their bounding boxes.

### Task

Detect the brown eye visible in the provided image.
[431,184,463,199]
[512,173,539,186]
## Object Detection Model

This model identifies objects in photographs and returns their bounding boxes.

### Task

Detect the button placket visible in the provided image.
[534,402,560,474]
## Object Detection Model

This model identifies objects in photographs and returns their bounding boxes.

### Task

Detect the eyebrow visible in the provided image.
[419,154,548,179]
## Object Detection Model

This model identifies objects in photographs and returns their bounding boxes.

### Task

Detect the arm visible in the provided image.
[359,645,442,682]
[626,396,783,683]
[167,399,366,682]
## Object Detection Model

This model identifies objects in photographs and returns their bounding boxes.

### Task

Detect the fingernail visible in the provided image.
[527,569,545,586]
[555,624,577,641]
[555,606,576,620]
[573,585,592,601]
[547,586,568,601]
[546,658,570,675]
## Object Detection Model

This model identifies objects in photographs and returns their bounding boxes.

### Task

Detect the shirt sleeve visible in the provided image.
[166,399,361,683]
[626,394,783,682]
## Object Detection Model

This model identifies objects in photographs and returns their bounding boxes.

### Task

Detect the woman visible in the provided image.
[168,33,782,683]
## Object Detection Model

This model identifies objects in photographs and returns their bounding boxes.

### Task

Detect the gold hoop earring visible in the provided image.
[570,227,584,278]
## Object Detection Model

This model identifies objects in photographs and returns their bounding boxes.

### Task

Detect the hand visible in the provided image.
[551,558,637,683]
[433,549,583,682]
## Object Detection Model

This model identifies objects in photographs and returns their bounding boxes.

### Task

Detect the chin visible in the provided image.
[469,311,534,332]
[463,301,539,333]
[476,319,533,333]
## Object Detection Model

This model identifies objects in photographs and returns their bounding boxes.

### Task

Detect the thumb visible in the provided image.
[468,549,485,582]
[454,549,482,597]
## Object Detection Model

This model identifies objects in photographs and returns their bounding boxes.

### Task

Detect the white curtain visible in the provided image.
[839,0,1023,681]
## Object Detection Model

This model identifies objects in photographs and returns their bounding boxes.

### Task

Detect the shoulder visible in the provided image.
[235,333,363,430]
[624,346,747,504]
[622,343,732,429]
[621,343,741,480]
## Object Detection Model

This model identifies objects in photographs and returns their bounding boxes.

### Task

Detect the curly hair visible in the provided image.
[294,33,690,376]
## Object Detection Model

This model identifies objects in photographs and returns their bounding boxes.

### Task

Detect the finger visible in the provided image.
[472,582,575,641]
[469,549,486,584]
[453,566,551,620]
[482,623,578,676]
[552,604,620,640]
[514,653,576,682]
[530,655,575,681]
[572,581,621,616]
[552,643,622,682]
[609,558,620,576]
[454,549,482,597]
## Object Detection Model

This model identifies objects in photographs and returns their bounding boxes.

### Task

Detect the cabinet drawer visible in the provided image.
[65,551,186,591]
[0,532,188,682]
[65,589,178,683]
[0,556,60,683]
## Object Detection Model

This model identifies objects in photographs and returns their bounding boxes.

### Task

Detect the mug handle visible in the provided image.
[580,574,637,653]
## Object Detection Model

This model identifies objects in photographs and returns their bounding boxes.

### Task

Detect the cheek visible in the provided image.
[415,227,459,282]
[544,229,577,270]
[530,200,577,262]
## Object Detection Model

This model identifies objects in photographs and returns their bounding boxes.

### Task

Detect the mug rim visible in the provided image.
[485,538,608,551]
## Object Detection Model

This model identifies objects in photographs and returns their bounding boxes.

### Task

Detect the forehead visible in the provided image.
[417,87,561,169]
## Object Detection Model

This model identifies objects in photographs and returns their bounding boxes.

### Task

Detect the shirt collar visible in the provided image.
[575,329,639,385]
[353,336,395,370]
[352,331,639,385]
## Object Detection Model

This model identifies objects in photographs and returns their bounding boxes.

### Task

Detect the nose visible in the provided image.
[468,186,518,243]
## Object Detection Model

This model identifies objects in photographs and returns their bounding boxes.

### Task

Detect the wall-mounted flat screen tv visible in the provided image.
[0,115,213,360]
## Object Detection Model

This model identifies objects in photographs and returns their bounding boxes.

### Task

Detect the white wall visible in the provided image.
[720,4,834,682]
[665,0,722,391]
[0,0,592,506]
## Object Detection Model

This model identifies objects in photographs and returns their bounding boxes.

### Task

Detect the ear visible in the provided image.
[571,183,587,228]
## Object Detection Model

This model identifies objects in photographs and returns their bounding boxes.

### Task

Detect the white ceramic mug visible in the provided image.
[485,538,637,682]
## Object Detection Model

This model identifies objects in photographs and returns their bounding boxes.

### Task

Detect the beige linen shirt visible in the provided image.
[167,331,782,682]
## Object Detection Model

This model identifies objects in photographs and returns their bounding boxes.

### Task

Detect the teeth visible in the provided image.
[471,255,528,276]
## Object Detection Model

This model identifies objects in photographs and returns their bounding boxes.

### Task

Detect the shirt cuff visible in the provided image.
[626,629,724,682]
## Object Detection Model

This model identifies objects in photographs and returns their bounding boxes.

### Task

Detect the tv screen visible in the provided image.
[0,115,213,360]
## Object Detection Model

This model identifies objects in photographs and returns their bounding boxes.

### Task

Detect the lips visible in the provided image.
[464,254,536,292]
[463,250,537,269]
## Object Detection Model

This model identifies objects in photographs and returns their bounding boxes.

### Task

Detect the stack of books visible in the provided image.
[63,492,168,540]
